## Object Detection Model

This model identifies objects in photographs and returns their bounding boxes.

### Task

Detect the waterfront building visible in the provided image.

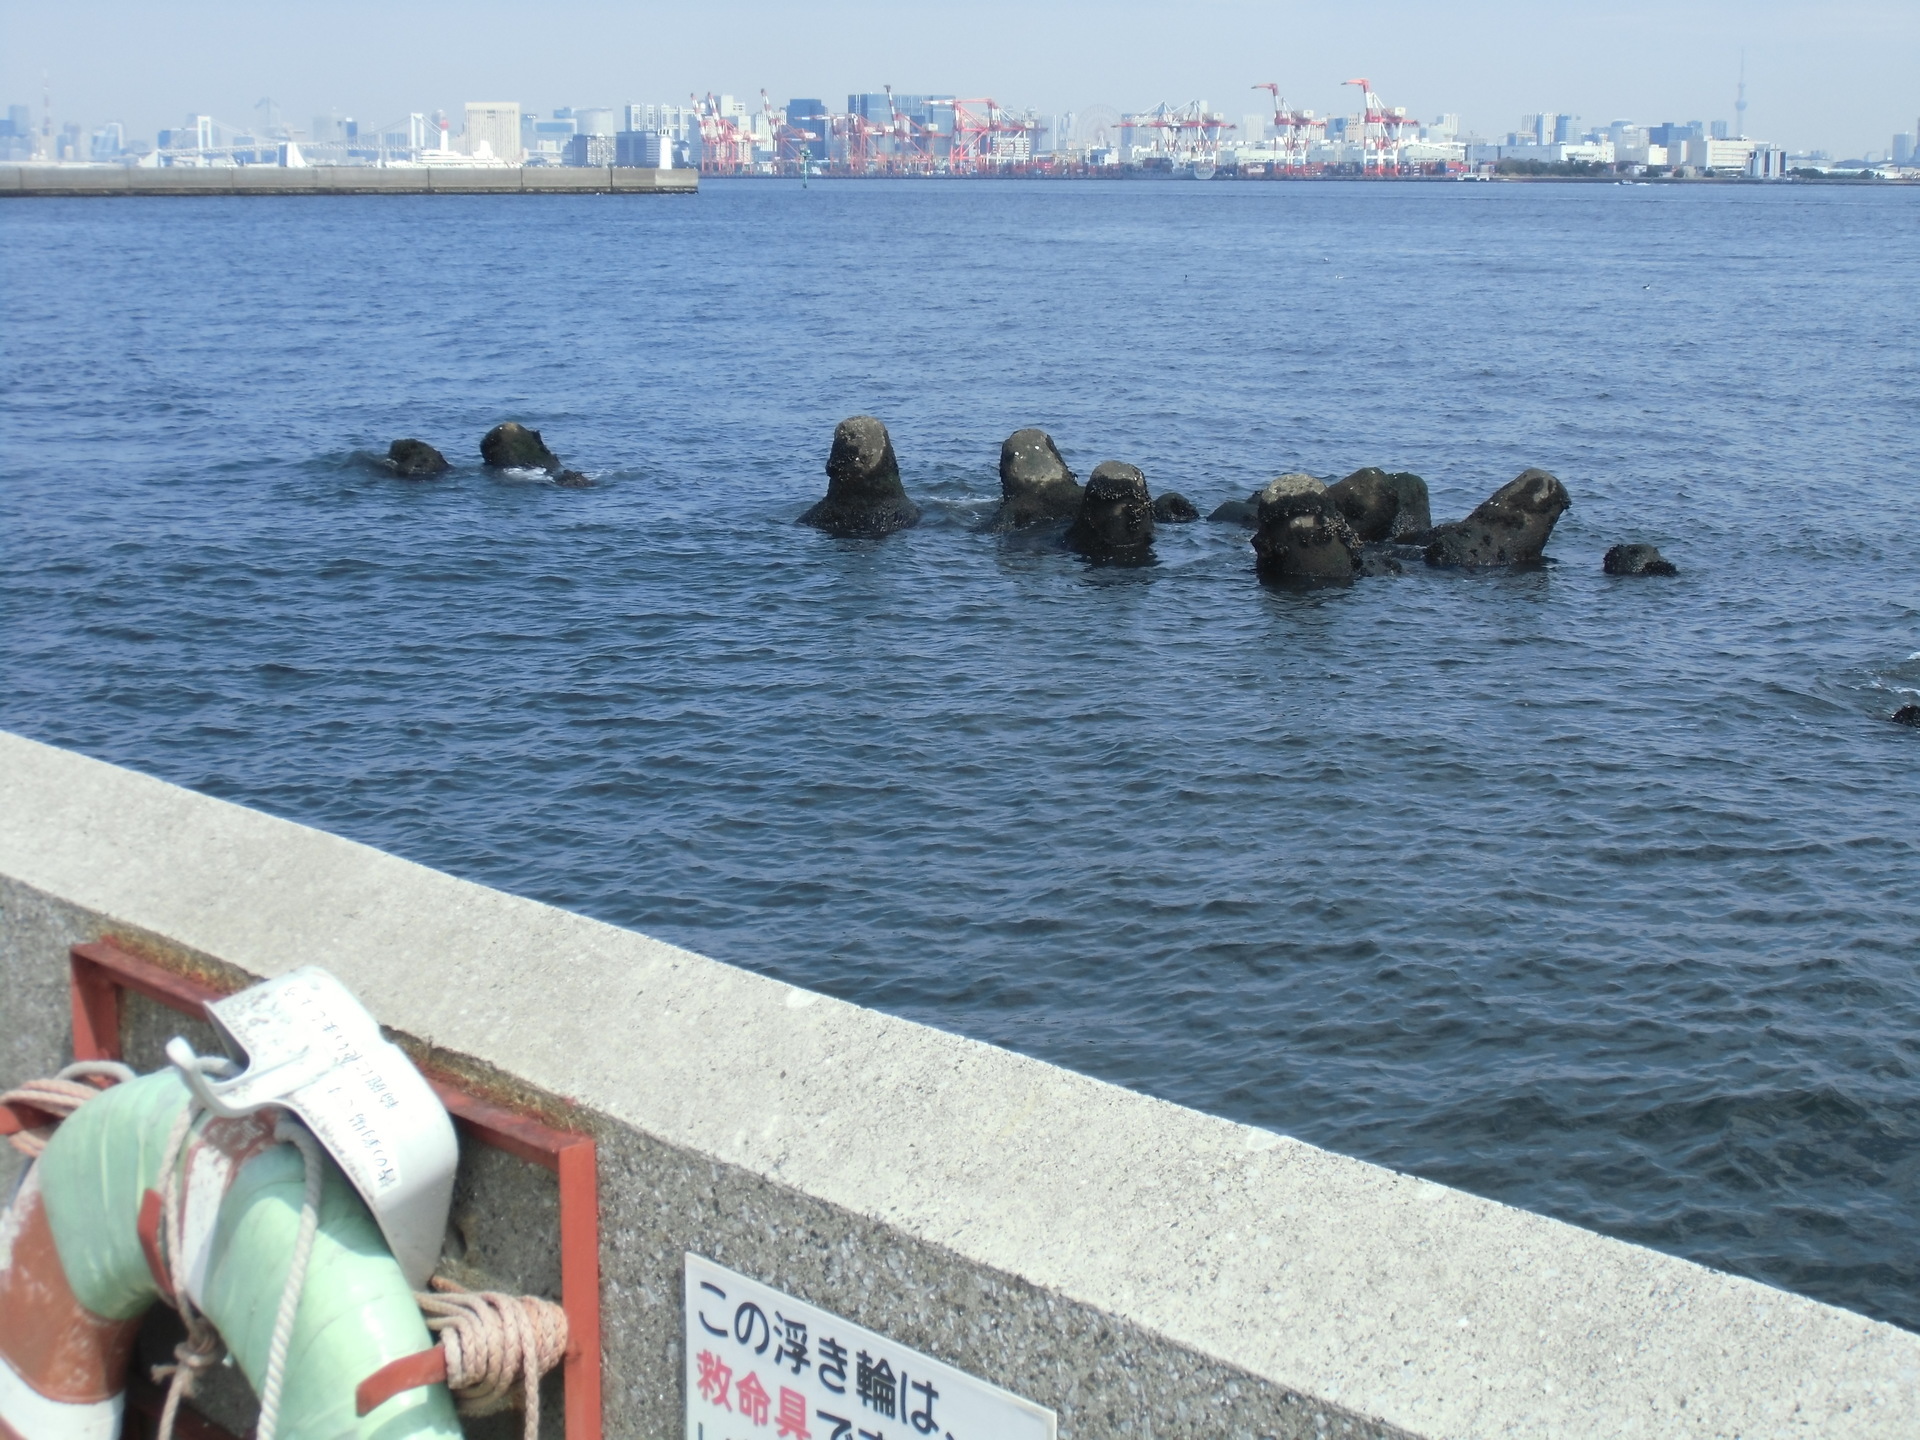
[464,101,522,162]
[614,130,674,167]
[523,112,576,161]
[566,132,617,166]
[1701,136,1760,171]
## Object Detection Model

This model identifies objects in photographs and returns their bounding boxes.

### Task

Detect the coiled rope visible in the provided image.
[2,1061,136,1156]
[8,1063,567,1440]
[418,1277,569,1440]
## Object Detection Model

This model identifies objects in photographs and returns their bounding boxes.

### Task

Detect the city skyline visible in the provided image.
[1,0,1915,159]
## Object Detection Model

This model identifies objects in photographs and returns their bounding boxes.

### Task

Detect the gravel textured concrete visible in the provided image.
[2,729,1916,1439]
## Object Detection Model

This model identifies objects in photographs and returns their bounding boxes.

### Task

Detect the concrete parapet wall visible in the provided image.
[0,164,696,196]
[1,729,1915,1439]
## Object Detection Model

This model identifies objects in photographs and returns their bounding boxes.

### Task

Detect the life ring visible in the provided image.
[0,1069,461,1440]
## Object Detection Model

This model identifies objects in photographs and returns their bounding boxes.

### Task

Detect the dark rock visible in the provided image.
[1066,461,1155,559]
[1152,492,1199,524]
[990,428,1081,529]
[1207,494,1261,527]
[1423,468,1571,568]
[553,470,593,489]
[387,438,449,477]
[1326,467,1432,541]
[1357,547,1405,577]
[798,416,921,537]
[1251,473,1361,583]
[1603,543,1678,576]
[1893,704,1920,728]
[480,422,561,473]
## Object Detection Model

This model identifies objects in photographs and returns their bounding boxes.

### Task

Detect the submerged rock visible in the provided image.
[1207,495,1260,526]
[991,428,1082,529]
[1066,461,1155,560]
[553,469,593,489]
[387,438,450,477]
[798,416,921,536]
[480,422,562,473]
[1251,473,1361,583]
[1893,704,1920,728]
[1326,467,1432,542]
[1423,468,1571,568]
[1152,491,1199,524]
[1603,543,1678,576]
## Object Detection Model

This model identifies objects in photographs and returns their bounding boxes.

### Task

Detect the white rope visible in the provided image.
[254,1117,325,1440]
[151,1090,224,1440]
[416,1277,569,1440]
[9,1059,564,1439]
[2,1061,136,1157]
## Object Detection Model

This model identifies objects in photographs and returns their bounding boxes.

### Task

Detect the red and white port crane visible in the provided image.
[1342,78,1414,175]
[691,92,755,174]
[761,89,817,170]
[1253,82,1322,172]
[947,98,1035,173]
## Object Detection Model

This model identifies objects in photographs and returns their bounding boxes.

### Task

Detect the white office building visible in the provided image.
[464,102,522,162]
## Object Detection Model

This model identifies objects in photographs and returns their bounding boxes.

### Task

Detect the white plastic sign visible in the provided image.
[685,1254,1056,1440]
[167,966,457,1287]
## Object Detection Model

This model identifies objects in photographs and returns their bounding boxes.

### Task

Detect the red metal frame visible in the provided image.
[24,940,601,1440]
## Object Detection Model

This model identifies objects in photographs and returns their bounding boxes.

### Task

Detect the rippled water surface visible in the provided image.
[3,180,1917,1326]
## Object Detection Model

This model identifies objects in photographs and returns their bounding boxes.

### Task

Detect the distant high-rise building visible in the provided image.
[90,121,124,160]
[575,108,617,137]
[782,99,826,158]
[464,102,522,162]
[1710,119,1729,140]
[1895,132,1916,166]
[565,133,617,165]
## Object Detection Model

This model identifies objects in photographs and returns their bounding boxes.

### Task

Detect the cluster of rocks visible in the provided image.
[799,417,1676,584]
[381,424,590,487]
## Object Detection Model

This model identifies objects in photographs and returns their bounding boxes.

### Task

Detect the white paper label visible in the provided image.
[684,1255,1056,1440]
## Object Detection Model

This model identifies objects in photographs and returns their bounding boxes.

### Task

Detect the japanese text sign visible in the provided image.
[685,1254,1057,1440]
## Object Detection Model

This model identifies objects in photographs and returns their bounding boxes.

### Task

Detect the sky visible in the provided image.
[3,0,1916,157]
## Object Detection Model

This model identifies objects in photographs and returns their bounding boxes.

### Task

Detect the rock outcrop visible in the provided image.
[990,429,1082,529]
[1423,468,1571,568]
[1152,492,1199,524]
[1207,489,1263,526]
[1326,467,1432,542]
[798,416,921,536]
[480,422,562,473]
[1066,461,1155,560]
[1893,704,1920,728]
[387,439,450,477]
[1603,543,1678,576]
[553,470,593,489]
[1251,473,1361,583]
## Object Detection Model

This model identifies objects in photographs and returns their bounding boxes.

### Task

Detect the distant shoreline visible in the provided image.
[4,164,1907,197]
[0,164,696,197]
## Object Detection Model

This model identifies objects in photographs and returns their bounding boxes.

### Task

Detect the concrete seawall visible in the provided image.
[0,164,696,196]
[2,729,1915,1438]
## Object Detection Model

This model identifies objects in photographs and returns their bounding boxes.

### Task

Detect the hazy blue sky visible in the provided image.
[4,0,1915,155]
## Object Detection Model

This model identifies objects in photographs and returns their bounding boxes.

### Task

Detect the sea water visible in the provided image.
[2,179,1916,1327]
